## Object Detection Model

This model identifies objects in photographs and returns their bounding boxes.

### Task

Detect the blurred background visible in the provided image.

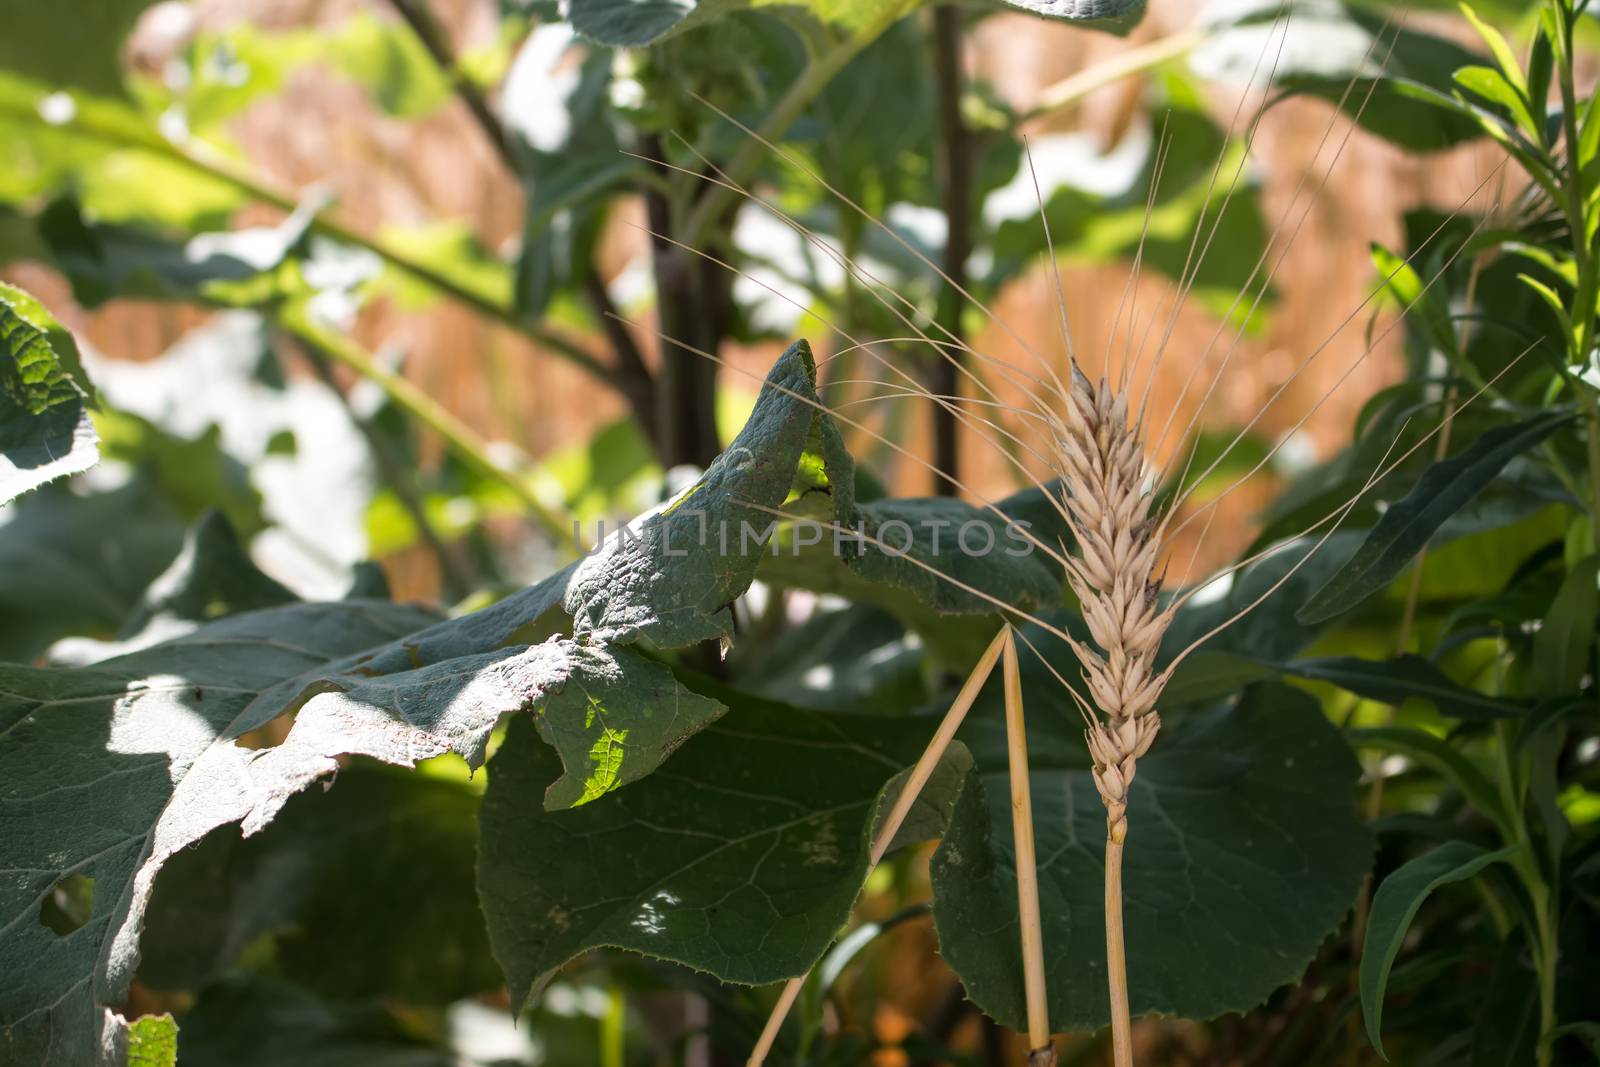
[0,0,1508,611]
[0,0,1550,1062]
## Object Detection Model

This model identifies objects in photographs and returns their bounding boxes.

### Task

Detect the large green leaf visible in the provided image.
[1163,531,1367,664]
[1299,411,1578,624]
[1360,842,1517,1058]
[0,585,723,1056]
[735,603,928,713]
[0,599,437,1066]
[476,693,972,1011]
[563,339,854,647]
[0,283,97,505]
[758,488,1066,664]
[0,0,155,98]
[2,338,932,1060]
[0,480,185,662]
[930,682,1372,1030]
[138,764,497,1004]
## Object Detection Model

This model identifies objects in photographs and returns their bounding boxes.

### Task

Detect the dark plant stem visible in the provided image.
[583,265,660,445]
[642,134,726,471]
[385,0,663,453]
[931,4,973,496]
[385,0,519,172]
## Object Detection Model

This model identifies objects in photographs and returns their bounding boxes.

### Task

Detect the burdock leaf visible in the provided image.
[0,480,186,663]
[532,643,727,810]
[564,339,852,648]
[0,600,437,1067]
[138,765,498,1005]
[0,283,98,505]
[1360,842,1517,1059]
[476,692,969,1011]
[110,1012,177,1067]
[930,682,1372,1030]
[1299,411,1578,624]
[0,592,725,1061]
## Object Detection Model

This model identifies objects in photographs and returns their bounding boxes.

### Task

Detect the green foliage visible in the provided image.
[140,764,497,1004]
[1299,411,1579,624]
[478,698,971,1011]
[1,0,1599,1064]
[0,283,97,504]
[932,682,1372,1031]
[1360,842,1518,1058]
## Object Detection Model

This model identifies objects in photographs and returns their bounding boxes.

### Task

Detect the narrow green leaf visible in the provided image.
[1453,65,1538,141]
[0,599,440,1066]
[1285,654,1527,720]
[1518,273,1576,343]
[1530,556,1598,698]
[1349,726,1512,836]
[1360,842,1517,1058]
[0,283,97,505]
[0,480,185,662]
[1299,411,1578,624]
[1457,3,1525,92]
[1191,1,1489,150]
[1372,242,1457,360]
[1546,1022,1600,1057]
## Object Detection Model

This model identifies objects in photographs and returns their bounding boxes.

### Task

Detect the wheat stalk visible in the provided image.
[745,626,1009,1067]
[1051,366,1170,1067]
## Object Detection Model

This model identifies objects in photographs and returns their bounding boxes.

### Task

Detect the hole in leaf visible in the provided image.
[39,873,94,936]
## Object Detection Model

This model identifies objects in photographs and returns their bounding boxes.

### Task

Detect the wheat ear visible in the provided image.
[1053,366,1169,1067]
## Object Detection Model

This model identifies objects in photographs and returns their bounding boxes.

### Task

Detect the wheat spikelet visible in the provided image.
[1052,366,1168,842]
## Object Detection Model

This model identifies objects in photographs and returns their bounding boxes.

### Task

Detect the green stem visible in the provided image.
[279,305,574,547]
[679,0,919,250]
[1021,26,1205,122]
[1494,714,1559,1067]
[1554,1,1600,554]
[601,985,625,1067]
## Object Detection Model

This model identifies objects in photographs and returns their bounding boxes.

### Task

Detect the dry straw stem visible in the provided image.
[745,627,1009,1067]
[1003,628,1056,1065]
[1054,366,1169,1067]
